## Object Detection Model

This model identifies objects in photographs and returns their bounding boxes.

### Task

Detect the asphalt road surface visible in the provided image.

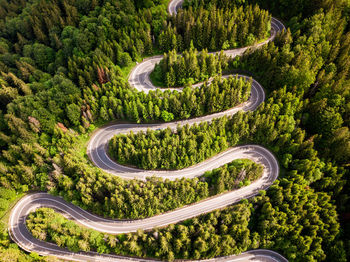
[128,16,284,94]
[129,0,285,94]
[13,147,278,233]
[87,74,265,180]
[168,0,183,15]
[9,0,287,261]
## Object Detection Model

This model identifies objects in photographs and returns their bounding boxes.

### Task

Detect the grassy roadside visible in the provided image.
[149,64,167,87]
[119,49,165,83]
[72,119,138,160]
[0,192,25,228]
[0,190,30,260]
[74,120,106,159]
[120,61,137,81]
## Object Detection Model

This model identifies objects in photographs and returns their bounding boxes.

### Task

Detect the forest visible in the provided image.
[158,4,271,51]
[109,123,230,170]
[56,135,265,220]
[151,48,226,87]
[27,177,339,261]
[0,0,349,261]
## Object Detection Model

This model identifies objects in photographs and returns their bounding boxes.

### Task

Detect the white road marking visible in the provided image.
[9,1,287,261]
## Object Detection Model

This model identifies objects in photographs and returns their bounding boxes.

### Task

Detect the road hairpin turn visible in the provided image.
[9,1,287,261]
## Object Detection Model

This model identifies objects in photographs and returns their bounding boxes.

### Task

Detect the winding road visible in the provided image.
[9,0,287,261]
[128,14,285,94]
[87,74,265,180]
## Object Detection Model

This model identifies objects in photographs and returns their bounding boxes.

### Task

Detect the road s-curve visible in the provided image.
[10,199,287,262]
[9,0,288,261]
[87,74,264,180]
[130,0,285,94]
[10,148,282,260]
[128,17,284,94]
[12,145,278,233]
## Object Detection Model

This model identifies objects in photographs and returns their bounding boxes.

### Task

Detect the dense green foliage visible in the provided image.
[109,124,229,170]
[0,188,17,221]
[151,48,226,87]
[92,73,251,124]
[159,4,271,52]
[0,0,350,261]
[134,74,249,120]
[28,178,339,261]
[204,159,263,193]
[54,137,262,219]
[0,0,159,90]
[52,86,346,261]
[107,81,250,171]
[0,187,57,261]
